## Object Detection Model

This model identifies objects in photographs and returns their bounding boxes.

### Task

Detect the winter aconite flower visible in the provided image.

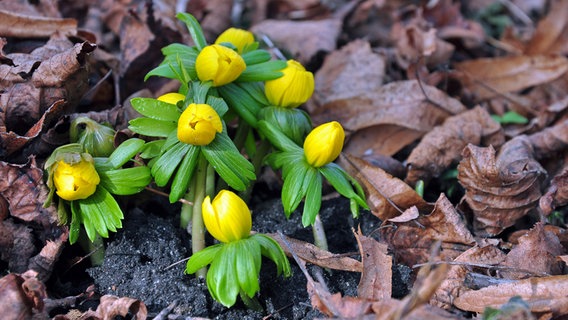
[70,117,116,157]
[265,60,314,108]
[215,28,254,54]
[157,92,185,105]
[177,103,223,145]
[202,190,252,243]
[196,44,246,86]
[304,121,345,168]
[53,156,100,201]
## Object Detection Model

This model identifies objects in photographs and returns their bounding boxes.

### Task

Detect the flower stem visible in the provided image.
[239,290,263,312]
[180,179,196,231]
[192,153,210,278]
[312,213,328,251]
[242,138,271,202]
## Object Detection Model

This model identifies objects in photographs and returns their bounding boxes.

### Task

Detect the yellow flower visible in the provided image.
[215,28,254,54]
[177,103,223,146]
[304,121,345,168]
[157,92,185,105]
[265,60,314,108]
[196,44,246,87]
[53,156,100,201]
[202,190,252,243]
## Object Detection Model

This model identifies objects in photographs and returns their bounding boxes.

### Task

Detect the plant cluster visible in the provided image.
[43,13,367,308]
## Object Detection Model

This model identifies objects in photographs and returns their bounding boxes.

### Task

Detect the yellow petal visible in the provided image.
[53,159,100,201]
[157,92,185,105]
[265,60,314,108]
[196,45,246,87]
[215,28,254,54]
[304,121,345,168]
[202,190,252,243]
[202,195,230,243]
[177,103,223,146]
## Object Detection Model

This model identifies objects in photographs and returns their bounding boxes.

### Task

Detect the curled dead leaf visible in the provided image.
[355,230,392,301]
[0,271,47,320]
[458,138,546,236]
[540,166,568,216]
[406,106,505,186]
[94,295,148,320]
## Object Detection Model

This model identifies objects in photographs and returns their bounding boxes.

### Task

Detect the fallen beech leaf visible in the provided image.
[454,275,568,316]
[380,194,475,267]
[268,233,362,272]
[431,245,506,310]
[0,272,47,320]
[454,54,568,100]
[0,219,35,273]
[540,166,568,215]
[313,80,467,156]
[187,0,233,40]
[372,297,463,320]
[28,231,68,282]
[406,107,505,186]
[502,222,564,278]
[355,230,392,301]
[525,0,568,55]
[310,39,386,113]
[458,138,546,236]
[0,9,77,38]
[251,18,341,65]
[339,153,431,221]
[94,295,148,320]
[528,118,568,160]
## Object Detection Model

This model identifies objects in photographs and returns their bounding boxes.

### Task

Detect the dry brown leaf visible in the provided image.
[454,275,568,316]
[454,54,568,100]
[502,222,564,279]
[380,194,475,268]
[309,39,386,114]
[355,230,392,301]
[0,271,47,320]
[524,0,568,55]
[406,106,505,186]
[312,80,467,156]
[431,245,506,310]
[528,118,568,160]
[371,297,464,320]
[0,9,77,38]
[458,138,546,236]
[339,153,431,221]
[268,233,362,272]
[0,219,35,273]
[92,295,148,320]
[540,166,568,216]
[186,0,233,41]
[251,18,341,65]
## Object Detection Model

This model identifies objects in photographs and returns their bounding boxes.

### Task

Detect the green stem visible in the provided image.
[241,138,271,202]
[232,119,250,152]
[312,213,329,252]
[239,290,263,312]
[192,153,210,279]
[180,178,196,231]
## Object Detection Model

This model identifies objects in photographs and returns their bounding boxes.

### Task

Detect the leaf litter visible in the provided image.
[2,0,568,319]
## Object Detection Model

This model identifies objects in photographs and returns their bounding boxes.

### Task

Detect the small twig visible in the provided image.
[260,34,287,61]
[63,244,104,274]
[162,257,190,271]
[152,299,178,320]
[144,186,194,206]
[262,303,294,320]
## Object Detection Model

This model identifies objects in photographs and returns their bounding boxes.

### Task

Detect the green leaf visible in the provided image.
[218,84,260,127]
[251,234,291,277]
[241,49,272,65]
[128,118,177,137]
[207,244,239,307]
[206,95,229,117]
[237,60,286,82]
[234,239,261,298]
[69,201,81,244]
[130,98,181,121]
[491,111,528,124]
[78,187,124,242]
[281,161,309,217]
[191,81,212,104]
[169,145,200,203]
[258,107,311,145]
[98,166,151,195]
[185,244,223,274]
[151,142,191,187]
[258,120,302,152]
[176,13,207,51]
[320,163,369,213]
[202,132,255,191]
[302,169,322,227]
[106,138,146,169]
[140,140,165,159]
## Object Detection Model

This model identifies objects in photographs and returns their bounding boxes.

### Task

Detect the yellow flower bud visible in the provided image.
[215,28,254,54]
[157,92,185,105]
[196,44,246,87]
[177,103,223,146]
[265,60,314,108]
[202,190,252,243]
[53,156,100,201]
[304,121,345,168]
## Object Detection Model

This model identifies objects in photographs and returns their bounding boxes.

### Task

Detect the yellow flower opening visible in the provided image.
[53,157,100,201]
[265,59,314,108]
[202,190,252,243]
[177,103,223,146]
[196,44,246,87]
[215,28,254,54]
[304,121,345,168]
[157,92,185,105]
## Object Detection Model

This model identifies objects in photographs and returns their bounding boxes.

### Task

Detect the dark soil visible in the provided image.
[72,193,410,319]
